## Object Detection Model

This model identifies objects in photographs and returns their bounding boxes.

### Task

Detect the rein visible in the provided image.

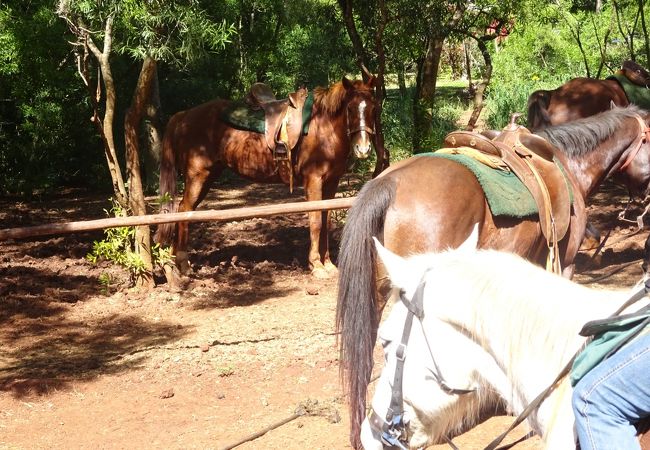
[372,273,650,450]
[619,115,650,171]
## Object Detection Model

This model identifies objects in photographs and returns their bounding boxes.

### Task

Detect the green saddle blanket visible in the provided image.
[423,152,569,218]
[221,92,314,135]
[608,73,650,110]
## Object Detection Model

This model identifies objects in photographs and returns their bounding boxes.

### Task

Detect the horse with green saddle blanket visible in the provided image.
[156,76,377,287]
[336,104,650,449]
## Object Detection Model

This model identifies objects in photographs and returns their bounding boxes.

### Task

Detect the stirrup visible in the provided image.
[273,141,289,160]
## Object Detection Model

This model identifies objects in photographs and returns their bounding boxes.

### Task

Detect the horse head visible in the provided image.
[360,230,502,449]
[616,110,650,197]
[342,76,377,159]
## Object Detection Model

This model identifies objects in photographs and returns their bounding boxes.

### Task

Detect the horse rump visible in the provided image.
[154,111,184,246]
[527,89,552,131]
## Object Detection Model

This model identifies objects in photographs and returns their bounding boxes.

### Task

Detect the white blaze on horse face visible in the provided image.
[353,99,372,159]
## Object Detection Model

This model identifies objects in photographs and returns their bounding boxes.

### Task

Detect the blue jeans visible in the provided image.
[572,333,650,450]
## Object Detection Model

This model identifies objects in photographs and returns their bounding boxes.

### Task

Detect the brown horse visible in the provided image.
[526,60,650,131]
[336,105,650,449]
[156,77,377,284]
[527,77,628,131]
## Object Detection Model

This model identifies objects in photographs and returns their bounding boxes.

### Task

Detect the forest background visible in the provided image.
[2,0,649,285]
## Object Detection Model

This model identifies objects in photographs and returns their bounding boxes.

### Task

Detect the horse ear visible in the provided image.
[458,224,479,252]
[372,237,409,289]
[610,100,617,110]
[288,92,298,108]
[342,77,354,90]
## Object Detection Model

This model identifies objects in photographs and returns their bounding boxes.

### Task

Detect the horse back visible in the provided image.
[528,78,629,131]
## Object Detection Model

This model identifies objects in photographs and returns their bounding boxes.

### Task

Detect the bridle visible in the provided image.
[367,272,476,449]
[368,272,650,450]
[619,114,650,172]
[346,93,376,138]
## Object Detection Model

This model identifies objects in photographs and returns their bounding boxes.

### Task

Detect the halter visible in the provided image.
[619,115,650,171]
[367,273,476,449]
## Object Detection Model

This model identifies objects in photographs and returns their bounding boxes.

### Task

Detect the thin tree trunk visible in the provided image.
[124,57,158,288]
[397,67,407,97]
[640,0,650,64]
[143,68,163,193]
[413,36,443,152]
[372,0,389,177]
[466,37,493,130]
[337,0,372,80]
[464,40,474,95]
[84,15,128,208]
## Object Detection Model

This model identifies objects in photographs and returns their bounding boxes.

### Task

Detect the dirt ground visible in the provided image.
[0,172,647,450]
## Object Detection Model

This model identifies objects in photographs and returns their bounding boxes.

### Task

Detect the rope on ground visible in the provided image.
[218,398,341,450]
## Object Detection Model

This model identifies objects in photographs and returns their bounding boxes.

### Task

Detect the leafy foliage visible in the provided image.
[86,199,174,285]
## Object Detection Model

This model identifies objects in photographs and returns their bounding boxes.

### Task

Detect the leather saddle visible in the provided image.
[245,83,308,160]
[621,60,650,87]
[444,120,572,250]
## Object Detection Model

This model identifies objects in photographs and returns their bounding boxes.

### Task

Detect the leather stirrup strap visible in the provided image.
[520,156,562,275]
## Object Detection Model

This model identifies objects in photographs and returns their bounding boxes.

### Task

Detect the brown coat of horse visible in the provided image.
[155,77,377,285]
[527,77,628,131]
[336,106,650,449]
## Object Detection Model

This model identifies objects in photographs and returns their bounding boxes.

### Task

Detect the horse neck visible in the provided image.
[425,254,626,417]
[562,118,641,199]
[310,103,349,147]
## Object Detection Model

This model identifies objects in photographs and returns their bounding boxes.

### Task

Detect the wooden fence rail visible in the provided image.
[0,197,356,241]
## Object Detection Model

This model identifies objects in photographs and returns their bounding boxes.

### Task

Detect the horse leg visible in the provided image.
[321,180,340,274]
[304,176,330,278]
[173,167,220,277]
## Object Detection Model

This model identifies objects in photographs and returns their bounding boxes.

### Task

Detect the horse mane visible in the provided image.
[536,104,646,157]
[313,79,370,116]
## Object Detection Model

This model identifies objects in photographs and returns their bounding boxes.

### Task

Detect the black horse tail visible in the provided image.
[526,89,552,131]
[336,175,396,449]
[154,111,183,245]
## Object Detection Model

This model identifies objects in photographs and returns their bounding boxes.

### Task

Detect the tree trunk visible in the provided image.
[337,0,372,80]
[640,0,650,64]
[466,37,493,130]
[397,67,407,97]
[413,36,443,152]
[143,68,163,193]
[464,40,475,95]
[124,57,158,289]
[84,15,128,208]
[371,0,389,177]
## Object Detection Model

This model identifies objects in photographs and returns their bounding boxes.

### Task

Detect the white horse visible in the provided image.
[360,232,644,450]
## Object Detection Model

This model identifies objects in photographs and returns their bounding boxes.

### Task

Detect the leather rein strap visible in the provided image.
[620,115,650,171]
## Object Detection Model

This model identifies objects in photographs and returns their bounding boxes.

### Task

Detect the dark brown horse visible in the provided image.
[526,61,650,132]
[336,105,650,449]
[156,77,376,284]
[527,77,628,131]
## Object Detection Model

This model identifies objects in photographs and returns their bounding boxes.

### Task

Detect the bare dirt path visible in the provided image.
[0,174,646,450]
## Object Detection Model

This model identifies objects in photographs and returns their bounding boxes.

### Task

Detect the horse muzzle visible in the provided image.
[354,142,373,159]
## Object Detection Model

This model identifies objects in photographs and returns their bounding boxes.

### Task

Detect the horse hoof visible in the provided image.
[324,262,338,274]
[311,267,331,279]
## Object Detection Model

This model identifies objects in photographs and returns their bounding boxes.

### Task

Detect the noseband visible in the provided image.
[619,115,650,171]
[367,273,476,449]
